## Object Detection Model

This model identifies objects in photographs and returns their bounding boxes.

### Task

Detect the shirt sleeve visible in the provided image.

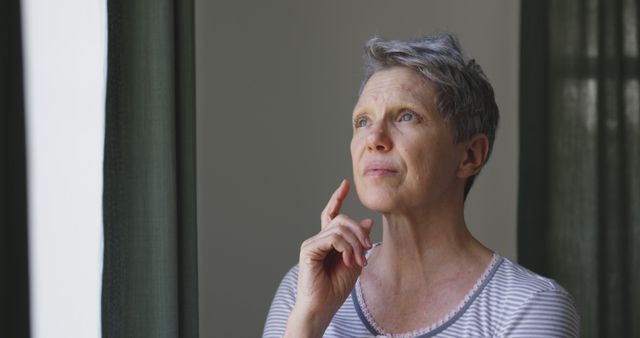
[496,286,580,337]
[262,265,299,338]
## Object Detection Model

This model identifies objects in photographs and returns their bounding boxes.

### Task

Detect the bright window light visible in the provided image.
[22,0,106,337]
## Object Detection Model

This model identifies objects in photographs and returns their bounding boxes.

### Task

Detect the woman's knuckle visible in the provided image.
[332,226,345,236]
[301,238,312,249]
[333,214,346,222]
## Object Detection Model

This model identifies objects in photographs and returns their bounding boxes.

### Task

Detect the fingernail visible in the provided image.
[366,238,372,248]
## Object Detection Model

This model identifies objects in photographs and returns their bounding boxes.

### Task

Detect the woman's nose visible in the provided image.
[366,125,392,152]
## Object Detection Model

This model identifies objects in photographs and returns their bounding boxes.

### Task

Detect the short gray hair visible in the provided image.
[359,34,499,200]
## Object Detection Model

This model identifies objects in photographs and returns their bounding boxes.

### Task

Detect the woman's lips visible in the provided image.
[363,162,399,176]
[364,169,398,176]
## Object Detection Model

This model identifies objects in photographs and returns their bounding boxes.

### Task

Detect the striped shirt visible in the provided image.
[263,246,579,337]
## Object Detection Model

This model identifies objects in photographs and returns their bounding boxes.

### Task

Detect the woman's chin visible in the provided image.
[357,189,401,213]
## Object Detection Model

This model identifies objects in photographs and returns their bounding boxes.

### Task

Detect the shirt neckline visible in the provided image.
[350,243,504,338]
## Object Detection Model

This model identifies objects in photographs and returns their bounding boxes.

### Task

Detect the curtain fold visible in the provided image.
[101,0,198,337]
[0,0,31,337]
[519,0,640,337]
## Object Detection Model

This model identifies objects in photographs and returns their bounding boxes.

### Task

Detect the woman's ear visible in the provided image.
[456,133,490,179]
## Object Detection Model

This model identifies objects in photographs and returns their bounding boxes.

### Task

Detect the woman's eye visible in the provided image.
[399,112,415,122]
[355,117,369,128]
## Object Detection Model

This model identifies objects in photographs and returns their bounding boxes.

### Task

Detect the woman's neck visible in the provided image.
[369,198,492,291]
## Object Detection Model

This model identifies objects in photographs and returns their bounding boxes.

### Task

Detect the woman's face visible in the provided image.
[350,66,464,213]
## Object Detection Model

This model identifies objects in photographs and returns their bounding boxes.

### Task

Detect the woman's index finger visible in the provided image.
[321,179,350,228]
[330,179,350,217]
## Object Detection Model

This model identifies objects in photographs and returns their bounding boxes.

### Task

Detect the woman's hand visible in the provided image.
[284,180,374,338]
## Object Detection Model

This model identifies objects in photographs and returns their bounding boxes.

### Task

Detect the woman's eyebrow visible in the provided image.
[351,102,370,116]
[352,101,428,117]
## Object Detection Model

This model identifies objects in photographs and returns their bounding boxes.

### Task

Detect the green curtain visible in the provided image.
[101,0,198,337]
[0,0,31,337]
[519,0,640,337]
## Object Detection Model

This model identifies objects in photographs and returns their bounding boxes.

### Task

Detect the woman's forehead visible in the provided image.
[354,68,436,112]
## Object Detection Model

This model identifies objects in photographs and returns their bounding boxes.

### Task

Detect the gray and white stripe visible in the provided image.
[263,252,579,338]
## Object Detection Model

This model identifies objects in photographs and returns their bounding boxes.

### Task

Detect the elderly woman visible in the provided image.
[263,34,579,338]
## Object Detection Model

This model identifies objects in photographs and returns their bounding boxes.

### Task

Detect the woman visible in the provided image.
[263,34,579,338]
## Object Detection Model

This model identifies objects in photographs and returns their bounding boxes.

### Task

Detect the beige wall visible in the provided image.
[195,1,520,336]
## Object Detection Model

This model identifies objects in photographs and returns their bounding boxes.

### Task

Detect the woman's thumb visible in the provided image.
[361,218,374,232]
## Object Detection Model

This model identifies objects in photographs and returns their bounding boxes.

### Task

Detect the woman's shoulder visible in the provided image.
[277,264,299,294]
[491,254,572,297]
[486,254,580,336]
[263,265,300,338]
